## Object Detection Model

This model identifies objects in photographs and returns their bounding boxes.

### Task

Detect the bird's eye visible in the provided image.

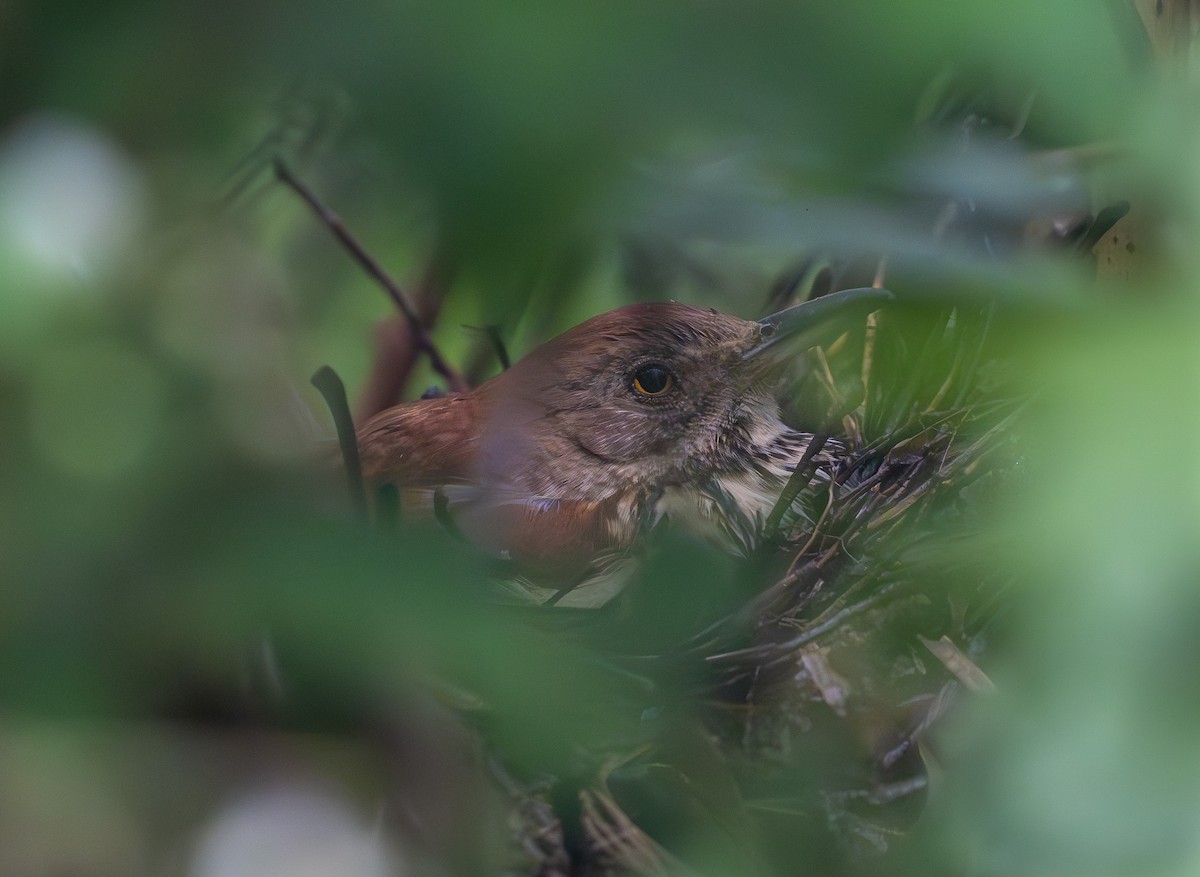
[632,363,674,396]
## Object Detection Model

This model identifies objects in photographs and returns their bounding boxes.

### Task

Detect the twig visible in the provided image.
[706,579,907,665]
[788,479,837,569]
[861,256,886,407]
[274,159,467,393]
[358,242,458,418]
[764,434,828,538]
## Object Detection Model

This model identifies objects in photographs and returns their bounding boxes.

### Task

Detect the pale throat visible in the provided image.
[659,397,831,554]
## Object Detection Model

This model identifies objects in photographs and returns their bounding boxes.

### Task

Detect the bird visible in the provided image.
[356,287,891,601]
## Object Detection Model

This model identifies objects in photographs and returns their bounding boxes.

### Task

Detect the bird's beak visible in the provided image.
[743,286,894,361]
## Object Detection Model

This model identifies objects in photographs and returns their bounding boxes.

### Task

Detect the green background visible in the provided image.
[1,1,1197,875]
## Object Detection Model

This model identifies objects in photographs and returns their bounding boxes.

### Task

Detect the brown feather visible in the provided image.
[357,392,481,486]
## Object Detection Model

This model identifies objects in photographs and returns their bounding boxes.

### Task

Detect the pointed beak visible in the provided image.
[743,286,894,361]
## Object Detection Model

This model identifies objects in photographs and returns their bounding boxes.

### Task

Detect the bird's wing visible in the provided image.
[357,392,480,486]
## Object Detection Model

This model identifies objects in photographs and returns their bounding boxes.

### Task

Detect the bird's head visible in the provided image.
[479,288,891,498]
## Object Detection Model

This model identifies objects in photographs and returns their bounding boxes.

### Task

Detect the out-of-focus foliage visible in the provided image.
[2,1,1199,875]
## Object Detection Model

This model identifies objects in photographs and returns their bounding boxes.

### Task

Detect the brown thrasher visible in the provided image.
[356,288,890,596]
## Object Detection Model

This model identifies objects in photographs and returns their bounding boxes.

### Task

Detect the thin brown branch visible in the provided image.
[356,244,458,419]
[273,159,467,394]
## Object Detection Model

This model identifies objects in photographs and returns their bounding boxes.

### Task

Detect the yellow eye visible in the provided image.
[632,364,673,396]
